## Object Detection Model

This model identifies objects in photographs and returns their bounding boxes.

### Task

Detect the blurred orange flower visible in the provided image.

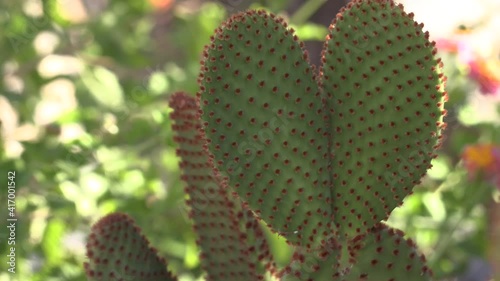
[462,144,500,190]
[467,58,500,96]
[149,0,174,11]
[435,38,460,54]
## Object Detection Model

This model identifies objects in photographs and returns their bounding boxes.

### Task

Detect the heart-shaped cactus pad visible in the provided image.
[198,0,446,249]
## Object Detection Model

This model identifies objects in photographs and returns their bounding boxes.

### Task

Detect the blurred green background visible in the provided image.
[0,0,499,280]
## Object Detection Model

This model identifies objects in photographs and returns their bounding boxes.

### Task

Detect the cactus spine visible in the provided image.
[84,1,447,280]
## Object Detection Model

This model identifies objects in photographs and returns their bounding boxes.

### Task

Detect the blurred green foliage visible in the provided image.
[0,1,498,281]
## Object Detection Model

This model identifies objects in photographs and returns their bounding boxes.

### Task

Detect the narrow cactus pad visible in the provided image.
[321,0,447,238]
[279,223,431,281]
[170,92,276,280]
[198,11,333,248]
[84,213,177,281]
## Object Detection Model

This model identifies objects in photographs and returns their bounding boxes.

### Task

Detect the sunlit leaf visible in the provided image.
[81,66,125,110]
[79,172,108,199]
[42,218,66,266]
[423,192,447,222]
[292,23,328,41]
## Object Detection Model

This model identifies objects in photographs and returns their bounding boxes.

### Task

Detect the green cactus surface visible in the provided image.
[169,92,276,281]
[84,213,177,281]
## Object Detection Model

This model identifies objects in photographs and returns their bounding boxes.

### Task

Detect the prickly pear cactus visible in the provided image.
[197,0,446,279]
[84,1,447,280]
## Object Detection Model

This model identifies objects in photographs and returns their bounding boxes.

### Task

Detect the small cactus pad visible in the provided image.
[198,11,333,248]
[170,92,276,280]
[341,223,432,280]
[84,213,177,281]
[279,223,431,281]
[321,0,447,238]
[278,238,342,281]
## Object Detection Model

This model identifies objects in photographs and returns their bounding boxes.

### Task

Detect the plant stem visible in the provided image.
[290,0,327,26]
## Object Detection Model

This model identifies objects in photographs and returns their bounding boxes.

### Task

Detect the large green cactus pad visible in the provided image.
[84,213,177,281]
[170,92,276,280]
[198,10,333,248]
[321,0,447,239]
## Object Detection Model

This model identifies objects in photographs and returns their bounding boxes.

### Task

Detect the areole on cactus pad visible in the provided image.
[198,0,446,250]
